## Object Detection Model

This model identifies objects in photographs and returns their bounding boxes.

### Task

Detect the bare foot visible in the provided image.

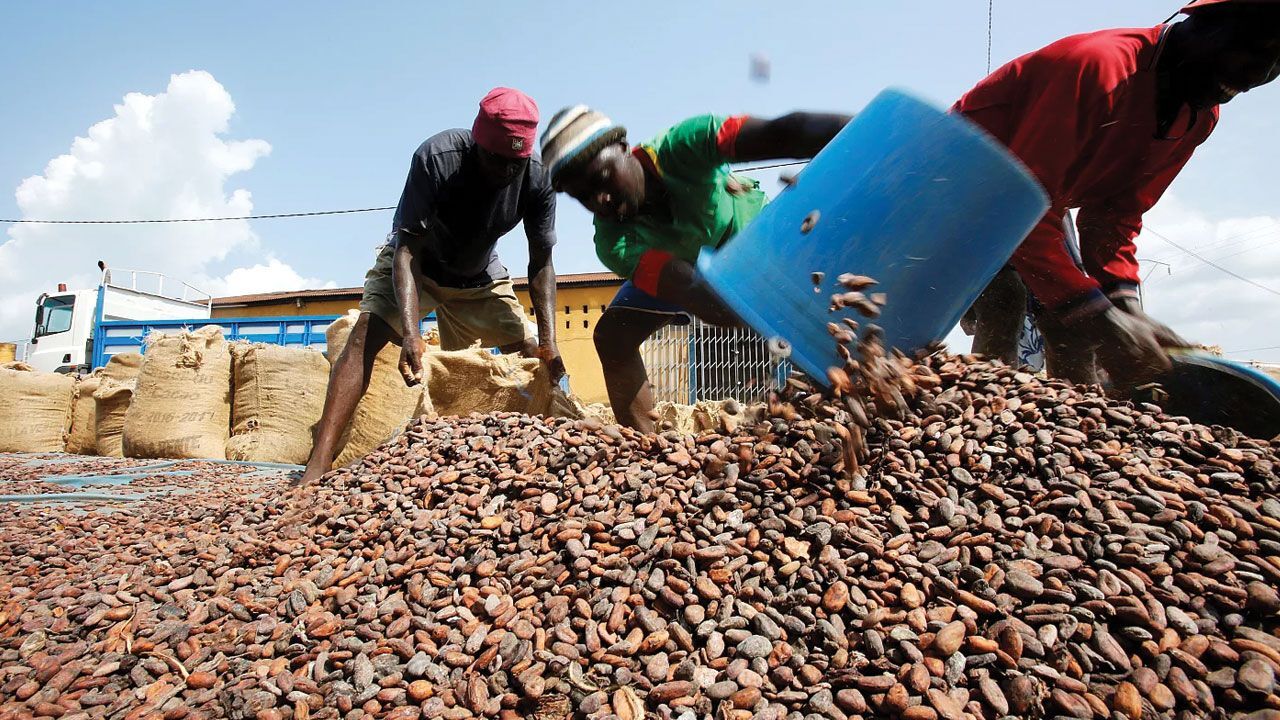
[293,461,327,487]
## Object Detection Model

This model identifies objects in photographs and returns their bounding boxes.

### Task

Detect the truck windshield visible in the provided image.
[35,295,74,337]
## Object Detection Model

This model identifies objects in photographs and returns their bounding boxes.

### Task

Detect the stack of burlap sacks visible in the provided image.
[0,352,167,458]
[0,311,594,468]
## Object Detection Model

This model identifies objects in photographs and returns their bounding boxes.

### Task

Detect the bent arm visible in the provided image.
[391,233,422,340]
[527,243,557,352]
[730,112,852,162]
[1076,207,1142,298]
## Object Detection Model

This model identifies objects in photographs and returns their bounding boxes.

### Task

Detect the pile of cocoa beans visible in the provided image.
[2,347,1279,720]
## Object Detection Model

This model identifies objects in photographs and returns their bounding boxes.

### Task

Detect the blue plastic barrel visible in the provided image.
[1144,351,1280,440]
[698,88,1050,385]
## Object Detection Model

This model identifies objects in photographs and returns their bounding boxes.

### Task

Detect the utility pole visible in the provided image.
[1136,258,1172,308]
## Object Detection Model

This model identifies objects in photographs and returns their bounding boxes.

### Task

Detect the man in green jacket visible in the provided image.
[541,108,849,430]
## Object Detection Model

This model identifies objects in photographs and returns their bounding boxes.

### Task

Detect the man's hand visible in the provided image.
[398,334,426,386]
[1108,292,1189,349]
[1085,306,1177,391]
[537,342,567,384]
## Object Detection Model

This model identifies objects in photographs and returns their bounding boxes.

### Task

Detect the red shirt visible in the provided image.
[956,26,1218,311]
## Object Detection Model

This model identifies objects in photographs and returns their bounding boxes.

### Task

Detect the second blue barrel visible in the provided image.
[697,88,1050,385]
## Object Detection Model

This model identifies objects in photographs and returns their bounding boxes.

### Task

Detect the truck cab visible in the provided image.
[27,266,212,374]
[29,288,100,374]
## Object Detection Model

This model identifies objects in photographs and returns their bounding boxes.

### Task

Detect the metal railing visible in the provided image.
[101,268,213,310]
[642,319,791,404]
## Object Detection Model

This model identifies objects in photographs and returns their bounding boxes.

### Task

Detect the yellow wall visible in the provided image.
[213,283,620,404]
[515,285,617,406]
[213,299,356,318]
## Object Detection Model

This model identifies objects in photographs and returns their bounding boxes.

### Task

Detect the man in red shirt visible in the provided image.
[958,0,1280,388]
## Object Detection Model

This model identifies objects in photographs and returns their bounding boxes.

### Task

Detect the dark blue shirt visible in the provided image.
[391,129,557,288]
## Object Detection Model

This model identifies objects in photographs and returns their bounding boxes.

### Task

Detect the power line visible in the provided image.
[987,0,994,74]
[1224,345,1280,355]
[0,164,810,224]
[1188,231,1278,260]
[1214,240,1278,263]
[734,160,809,173]
[1145,225,1280,297]
[0,206,395,225]
[1146,221,1279,265]
[1148,233,1279,270]
[1227,219,1278,239]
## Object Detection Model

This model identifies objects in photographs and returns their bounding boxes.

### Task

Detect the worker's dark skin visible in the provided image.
[560,112,851,431]
[1160,5,1280,115]
[299,148,562,486]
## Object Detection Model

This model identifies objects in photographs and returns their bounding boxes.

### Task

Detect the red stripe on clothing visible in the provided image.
[633,249,673,296]
[716,115,749,160]
[632,146,660,178]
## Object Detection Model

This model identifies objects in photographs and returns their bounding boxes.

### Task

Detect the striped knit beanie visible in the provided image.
[540,105,627,186]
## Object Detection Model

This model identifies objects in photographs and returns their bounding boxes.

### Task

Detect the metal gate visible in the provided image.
[641,319,790,404]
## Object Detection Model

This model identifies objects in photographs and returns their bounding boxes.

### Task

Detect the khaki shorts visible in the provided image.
[358,245,534,351]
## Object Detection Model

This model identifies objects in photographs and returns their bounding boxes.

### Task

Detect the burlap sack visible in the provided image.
[226,343,330,464]
[93,379,136,458]
[426,348,585,420]
[553,392,587,419]
[328,311,432,468]
[123,326,232,460]
[100,352,144,383]
[0,362,76,452]
[92,354,145,458]
[691,399,747,435]
[66,372,103,455]
[584,403,616,425]
[654,401,698,434]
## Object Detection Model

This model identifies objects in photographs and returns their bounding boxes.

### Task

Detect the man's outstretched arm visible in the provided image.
[730,112,852,162]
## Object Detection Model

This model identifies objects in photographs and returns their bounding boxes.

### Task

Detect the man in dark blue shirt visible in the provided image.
[301,88,562,484]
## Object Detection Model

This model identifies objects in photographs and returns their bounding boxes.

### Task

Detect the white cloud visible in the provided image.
[1139,196,1280,364]
[943,324,973,356]
[0,70,330,341]
[203,258,339,298]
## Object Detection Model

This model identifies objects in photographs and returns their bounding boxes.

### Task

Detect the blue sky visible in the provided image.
[1,1,1277,359]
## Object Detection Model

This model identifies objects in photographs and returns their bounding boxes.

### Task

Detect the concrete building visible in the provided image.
[211,272,623,405]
